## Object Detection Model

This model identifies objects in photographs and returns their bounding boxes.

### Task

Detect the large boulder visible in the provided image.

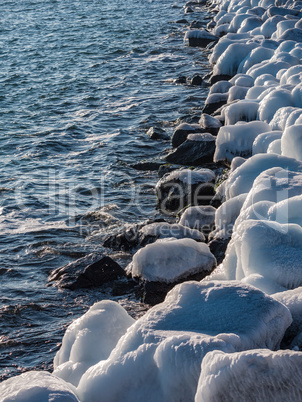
[77,281,291,402]
[155,168,216,213]
[165,133,216,166]
[196,349,302,402]
[171,123,206,148]
[0,371,79,402]
[48,253,126,290]
[53,300,135,387]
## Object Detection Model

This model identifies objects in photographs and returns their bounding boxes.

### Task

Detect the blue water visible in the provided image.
[0,0,211,380]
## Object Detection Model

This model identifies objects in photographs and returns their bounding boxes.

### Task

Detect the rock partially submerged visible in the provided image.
[146,127,169,141]
[48,253,126,290]
[165,133,216,166]
[155,168,216,213]
[171,122,206,148]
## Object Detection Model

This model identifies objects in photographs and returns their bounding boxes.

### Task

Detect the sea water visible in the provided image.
[0,0,210,380]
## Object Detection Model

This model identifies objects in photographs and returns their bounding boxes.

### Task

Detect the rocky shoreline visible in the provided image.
[3,0,302,400]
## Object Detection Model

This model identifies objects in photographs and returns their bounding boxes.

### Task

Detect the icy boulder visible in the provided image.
[222,101,259,125]
[184,29,218,48]
[139,222,205,243]
[195,349,302,402]
[274,287,302,347]
[53,300,135,386]
[243,168,302,210]
[126,238,216,283]
[212,193,248,239]
[0,371,79,402]
[258,88,294,123]
[77,281,291,402]
[179,205,216,233]
[267,195,302,226]
[155,168,215,213]
[216,153,302,201]
[281,124,302,161]
[222,219,302,289]
[214,121,270,164]
[213,42,259,76]
[252,131,283,154]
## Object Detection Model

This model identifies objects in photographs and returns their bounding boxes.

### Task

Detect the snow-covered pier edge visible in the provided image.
[3,0,302,400]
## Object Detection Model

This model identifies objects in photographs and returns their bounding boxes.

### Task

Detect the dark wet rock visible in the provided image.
[104,220,204,252]
[158,164,180,178]
[165,133,216,166]
[174,75,187,84]
[111,278,138,296]
[103,219,167,251]
[210,74,233,85]
[138,268,215,305]
[190,74,203,86]
[190,20,204,29]
[208,237,230,265]
[155,168,216,213]
[171,123,206,148]
[131,161,163,171]
[199,113,222,136]
[207,20,216,29]
[146,127,169,140]
[175,19,189,24]
[185,6,194,13]
[202,93,228,115]
[48,253,126,290]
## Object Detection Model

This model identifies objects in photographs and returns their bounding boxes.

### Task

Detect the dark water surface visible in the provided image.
[0,0,211,380]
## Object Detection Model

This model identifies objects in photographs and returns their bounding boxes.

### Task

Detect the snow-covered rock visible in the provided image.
[53,300,135,386]
[138,222,205,243]
[195,349,302,402]
[281,124,302,160]
[222,219,302,289]
[242,168,302,210]
[252,131,283,154]
[77,281,291,402]
[0,371,79,402]
[126,238,216,283]
[214,121,270,163]
[216,153,302,201]
[179,205,216,233]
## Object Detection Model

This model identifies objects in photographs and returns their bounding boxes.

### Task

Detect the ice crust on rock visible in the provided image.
[53,300,135,386]
[222,219,302,289]
[281,124,302,160]
[179,205,216,232]
[216,153,302,201]
[126,238,216,283]
[252,131,283,154]
[76,281,291,402]
[195,349,302,402]
[0,371,79,402]
[139,222,205,242]
[214,121,271,163]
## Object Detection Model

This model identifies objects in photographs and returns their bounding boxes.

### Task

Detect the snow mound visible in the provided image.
[214,42,259,76]
[214,121,270,163]
[243,168,302,210]
[258,88,293,123]
[223,219,302,289]
[222,101,259,125]
[140,222,205,242]
[267,138,282,154]
[179,205,216,232]
[126,238,216,283]
[53,300,135,386]
[77,281,291,402]
[269,106,298,130]
[268,194,302,226]
[252,131,283,154]
[209,80,232,95]
[274,287,302,346]
[281,124,302,160]
[196,349,302,402]
[0,371,79,402]
[216,153,302,201]
[213,193,248,239]
[239,46,274,73]
[227,85,249,102]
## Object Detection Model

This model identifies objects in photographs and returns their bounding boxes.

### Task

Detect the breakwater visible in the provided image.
[2,0,302,400]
